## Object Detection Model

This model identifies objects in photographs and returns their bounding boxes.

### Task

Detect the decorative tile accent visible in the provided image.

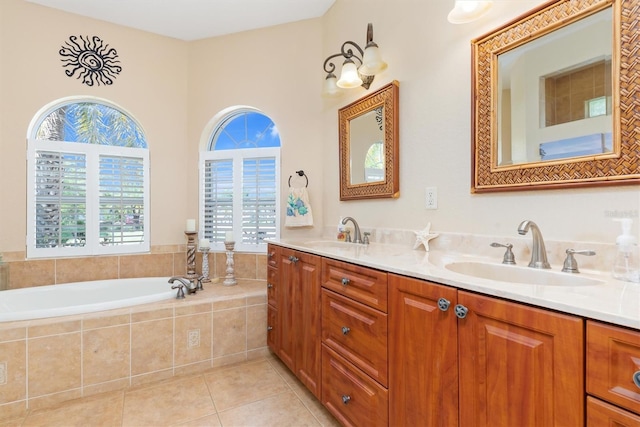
[0,361,7,385]
[188,329,200,349]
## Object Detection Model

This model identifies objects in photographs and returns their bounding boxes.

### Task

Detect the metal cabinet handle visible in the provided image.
[341,277,350,286]
[267,283,273,289]
[288,255,299,263]
[267,326,273,331]
[342,326,351,335]
[268,251,274,258]
[633,370,640,390]
[342,395,351,404]
[437,298,450,311]
[454,304,468,319]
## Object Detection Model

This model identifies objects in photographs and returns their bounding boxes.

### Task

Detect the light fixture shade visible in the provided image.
[448,1,493,24]
[336,59,363,88]
[323,73,339,96]
[359,43,388,76]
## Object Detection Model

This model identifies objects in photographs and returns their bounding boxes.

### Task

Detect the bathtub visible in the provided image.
[0,277,175,322]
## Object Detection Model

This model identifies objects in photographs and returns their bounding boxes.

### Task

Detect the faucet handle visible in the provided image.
[363,232,370,245]
[490,242,516,265]
[171,283,186,299]
[562,249,596,273]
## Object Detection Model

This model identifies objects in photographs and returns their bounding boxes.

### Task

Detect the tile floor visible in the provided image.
[0,354,340,427]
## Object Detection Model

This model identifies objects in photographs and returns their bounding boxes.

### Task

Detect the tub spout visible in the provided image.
[168,276,191,298]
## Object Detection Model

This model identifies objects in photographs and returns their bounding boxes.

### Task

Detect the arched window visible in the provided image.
[200,108,280,252]
[27,98,149,258]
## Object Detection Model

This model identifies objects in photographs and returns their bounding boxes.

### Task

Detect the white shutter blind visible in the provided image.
[99,155,145,246]
[242,157,276,244]
[203,159,234,242]
[33,150,87,248]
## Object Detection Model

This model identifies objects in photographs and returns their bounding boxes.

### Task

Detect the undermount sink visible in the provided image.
[445,261,604,287]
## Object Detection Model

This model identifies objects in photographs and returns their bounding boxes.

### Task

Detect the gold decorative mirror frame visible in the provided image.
[471,0,640,192]
[339,81,399,200]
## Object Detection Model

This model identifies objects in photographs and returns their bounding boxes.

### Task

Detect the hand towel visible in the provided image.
[285,186,314,227]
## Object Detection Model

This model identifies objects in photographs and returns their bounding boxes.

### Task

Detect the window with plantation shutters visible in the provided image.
[27,99,149,259]
[200,109,280,253]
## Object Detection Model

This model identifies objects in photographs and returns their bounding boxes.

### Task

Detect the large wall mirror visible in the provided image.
[471,0,640,192]
[339,81,399,200]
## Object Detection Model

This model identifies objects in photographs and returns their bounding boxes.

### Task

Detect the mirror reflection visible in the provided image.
[349,106,385,184]
[496,7,613,167]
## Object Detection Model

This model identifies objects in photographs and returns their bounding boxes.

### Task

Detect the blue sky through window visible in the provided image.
[213,111,280,150]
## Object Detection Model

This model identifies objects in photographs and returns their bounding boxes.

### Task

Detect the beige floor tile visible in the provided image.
[22,392,123,427]
[174,413,222,427]
[217,391,321,427]
[122,375,216,427]
[204,360,290,412]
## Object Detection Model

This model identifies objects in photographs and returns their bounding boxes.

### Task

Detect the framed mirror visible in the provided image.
[471,0,640,192]
[339,81,399,200]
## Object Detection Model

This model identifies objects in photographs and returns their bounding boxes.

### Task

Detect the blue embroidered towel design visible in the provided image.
[285,187,314,227]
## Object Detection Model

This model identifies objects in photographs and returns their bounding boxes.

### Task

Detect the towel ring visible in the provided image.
[288,170,308,188]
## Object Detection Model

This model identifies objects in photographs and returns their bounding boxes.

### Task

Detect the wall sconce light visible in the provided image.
[323,23,387,96]
[448,1,494,24]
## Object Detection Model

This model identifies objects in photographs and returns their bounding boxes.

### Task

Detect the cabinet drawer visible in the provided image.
[267,244,279,268]
[587,320,640,415]
[322,289,388,387]
[587,396,640,426]
[267,266,277,307]
[322,258,388,312]
[321,344,388,427]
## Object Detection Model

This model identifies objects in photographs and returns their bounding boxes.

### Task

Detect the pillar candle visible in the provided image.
[225,231,234,242]
[199,238,210,249]
[186,219,196,232]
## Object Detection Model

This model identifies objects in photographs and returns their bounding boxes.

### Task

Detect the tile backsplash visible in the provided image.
[0,246,267,290]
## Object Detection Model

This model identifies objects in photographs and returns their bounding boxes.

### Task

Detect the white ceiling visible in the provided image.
[25,0,336,41]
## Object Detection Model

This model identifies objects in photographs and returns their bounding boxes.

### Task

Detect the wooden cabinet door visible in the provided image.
[388,274,459,427]
[267,305,278,352]
[458,291,584,427]
[277,249,296,371]
[294,251,322,398]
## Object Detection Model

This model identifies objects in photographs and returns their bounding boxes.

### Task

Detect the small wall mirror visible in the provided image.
[339,81,399,200]
[472,0,640,192]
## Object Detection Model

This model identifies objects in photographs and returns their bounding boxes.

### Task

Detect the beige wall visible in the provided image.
[1,0,638,262]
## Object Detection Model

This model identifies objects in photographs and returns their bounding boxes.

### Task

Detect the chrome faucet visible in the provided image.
[341,217,363,244]
[517,220,551,269]
[169,276,194,298]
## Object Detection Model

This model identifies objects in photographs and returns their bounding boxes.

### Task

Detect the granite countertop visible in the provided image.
[271,238,640,330]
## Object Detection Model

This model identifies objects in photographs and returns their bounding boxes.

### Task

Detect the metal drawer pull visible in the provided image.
[341,277,350,286]
[267,326,273,331]
[267,283,273,289]
[342,326,351,335]
[437,298,450,311]
[342,395,351,404]
[288,255,299,263]
[454,304,468,319]
[633,370,640,389]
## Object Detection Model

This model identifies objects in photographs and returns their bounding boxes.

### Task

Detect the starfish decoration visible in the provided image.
[413,223,439,251]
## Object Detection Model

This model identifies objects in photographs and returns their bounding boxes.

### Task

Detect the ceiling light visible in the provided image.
[448,1,494,24]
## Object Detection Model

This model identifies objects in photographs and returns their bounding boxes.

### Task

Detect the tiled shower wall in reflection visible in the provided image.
[0,246,267,290]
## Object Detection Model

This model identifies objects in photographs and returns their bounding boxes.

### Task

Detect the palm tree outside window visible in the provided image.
[27,98,149,258]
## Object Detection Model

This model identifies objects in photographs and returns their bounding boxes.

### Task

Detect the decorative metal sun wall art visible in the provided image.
[60,35,122,86]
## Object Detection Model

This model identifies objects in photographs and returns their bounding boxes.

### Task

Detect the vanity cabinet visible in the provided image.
[320,258,389,426]
[389,275,583,426]
[586,320,640,426]
[275,246,322,398]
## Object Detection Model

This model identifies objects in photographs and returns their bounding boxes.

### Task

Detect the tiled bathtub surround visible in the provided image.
[0,279,268,422]
[0,246,268,290]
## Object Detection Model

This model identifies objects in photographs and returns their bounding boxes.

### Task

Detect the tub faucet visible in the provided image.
[341,216,362,244]
[517,220,551,269]
[169,276,192,298]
